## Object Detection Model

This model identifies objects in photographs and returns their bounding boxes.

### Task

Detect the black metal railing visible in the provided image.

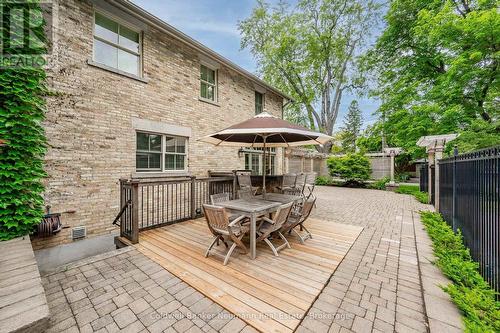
[439,146,500,295]
[115,175,235,243]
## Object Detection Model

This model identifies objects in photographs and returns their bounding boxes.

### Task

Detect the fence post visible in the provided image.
[190,176,196,219]
[428,149,435,204]
[452,146,458,231]
[130,180,139,244]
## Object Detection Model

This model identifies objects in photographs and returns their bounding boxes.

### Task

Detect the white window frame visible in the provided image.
[92,9,143,77]
[200,64,218,103]
[244,148,276,175]
[136,131,188,173]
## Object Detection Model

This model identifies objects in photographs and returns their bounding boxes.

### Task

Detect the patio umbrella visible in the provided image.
[199,112,332,196]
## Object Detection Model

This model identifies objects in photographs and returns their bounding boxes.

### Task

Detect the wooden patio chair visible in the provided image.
[210,192,244,222]
[256,202,294,256]
[277,173,297,195]
[292,173,307,196]
[203,204,249,265]
[237,173,258,194]
[304,172,317,199]
[281,197,316,244]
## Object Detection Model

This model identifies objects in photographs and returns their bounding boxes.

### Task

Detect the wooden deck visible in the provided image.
[136,217,363,333]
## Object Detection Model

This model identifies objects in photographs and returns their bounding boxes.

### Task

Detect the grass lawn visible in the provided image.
[395,184,429,204]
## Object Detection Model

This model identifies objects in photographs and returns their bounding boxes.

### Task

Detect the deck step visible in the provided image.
[0,236,50,333]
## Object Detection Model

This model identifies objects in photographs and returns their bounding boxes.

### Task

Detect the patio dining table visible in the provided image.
[217,193,302,259]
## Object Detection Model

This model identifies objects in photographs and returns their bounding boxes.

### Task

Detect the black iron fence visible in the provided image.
[419,163,429,193]
[419,163,435,205]
[438,146,500,294]
[115,176,235,243]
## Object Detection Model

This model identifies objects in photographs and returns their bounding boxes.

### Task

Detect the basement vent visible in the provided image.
[72,226,86,240]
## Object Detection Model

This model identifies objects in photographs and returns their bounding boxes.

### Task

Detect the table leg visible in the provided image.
[250,213,256,259]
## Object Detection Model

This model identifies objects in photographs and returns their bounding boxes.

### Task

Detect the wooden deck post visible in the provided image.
[190,176,197,219]
[119,179,126,239]
[232,170,238,199]
[130,180,139,244]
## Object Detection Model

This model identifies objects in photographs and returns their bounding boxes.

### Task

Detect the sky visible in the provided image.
[131,0,382,131]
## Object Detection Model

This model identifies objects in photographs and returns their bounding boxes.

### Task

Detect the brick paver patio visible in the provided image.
[42,186,462,332]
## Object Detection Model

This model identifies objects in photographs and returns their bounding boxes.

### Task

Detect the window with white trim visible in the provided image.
[136,132,187,172]
[244,148,276,175]
[255,91,264,114]
[93,12,141,76]
[200,64,217,102]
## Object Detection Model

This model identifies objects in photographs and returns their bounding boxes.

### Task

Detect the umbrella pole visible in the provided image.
[262,135,267,199]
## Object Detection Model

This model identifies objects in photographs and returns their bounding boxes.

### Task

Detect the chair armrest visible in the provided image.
[228,215,247,227]
[260,216,275,224]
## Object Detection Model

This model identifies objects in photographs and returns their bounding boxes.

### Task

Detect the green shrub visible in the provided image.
[368,177,390,190]
[315,175,333,186]
[395,185,429,204]
[420,212,500,332]
[0,1,47,240]
[327,153,371,186]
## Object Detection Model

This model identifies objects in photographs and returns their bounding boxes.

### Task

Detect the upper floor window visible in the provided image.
[136,132,187,172]
[93,12,141,76]
[200,64,217,102]
[255,91,264,114]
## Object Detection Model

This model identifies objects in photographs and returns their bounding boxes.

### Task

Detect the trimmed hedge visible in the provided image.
[420,212,500,332]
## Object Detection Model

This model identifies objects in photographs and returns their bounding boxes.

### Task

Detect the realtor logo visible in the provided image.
[0,0,52,66]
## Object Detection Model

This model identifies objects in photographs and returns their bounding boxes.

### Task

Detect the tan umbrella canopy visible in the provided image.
[199,112,332,195]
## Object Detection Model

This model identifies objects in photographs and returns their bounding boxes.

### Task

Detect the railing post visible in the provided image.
[190,176,196,219]
[130,180,139,244]
[119,179,125,238]
[232,170,238,199]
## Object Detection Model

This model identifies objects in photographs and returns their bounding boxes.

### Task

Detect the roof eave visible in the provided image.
[107,0,294,102]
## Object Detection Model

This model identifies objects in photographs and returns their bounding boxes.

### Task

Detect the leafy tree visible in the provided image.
[340,100,363,152]
[239,0,381,153]
[327,153,371,185]
[357,123,383,152]
[364,0,499,159]
[0,1,47,240]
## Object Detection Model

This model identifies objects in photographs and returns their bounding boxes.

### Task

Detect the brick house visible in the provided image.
[36,0,290,249]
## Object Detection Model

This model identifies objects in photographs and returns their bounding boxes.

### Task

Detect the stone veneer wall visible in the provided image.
[35,0,284,249]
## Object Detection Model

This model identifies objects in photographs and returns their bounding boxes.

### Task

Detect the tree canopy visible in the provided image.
[239,0,380,152]
[363,0,499,158]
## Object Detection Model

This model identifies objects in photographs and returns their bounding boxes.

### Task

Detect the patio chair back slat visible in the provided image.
[305,172,317,185]
[237,174,253,188]
[203,204,230,233]
[282,173,297,188]
[238,189,254,200]
[274,202,294,229]
[210,193,231,205]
